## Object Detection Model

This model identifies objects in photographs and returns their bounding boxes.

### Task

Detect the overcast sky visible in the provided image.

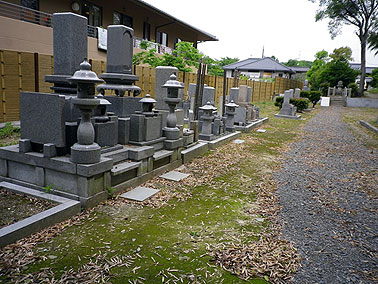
[143,0,378,66]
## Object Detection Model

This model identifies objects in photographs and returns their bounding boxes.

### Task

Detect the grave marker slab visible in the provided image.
[160,171,189,181]
[120,187,160,201]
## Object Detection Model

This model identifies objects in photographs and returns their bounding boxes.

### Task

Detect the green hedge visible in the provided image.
[300,91,321,107]
[274,96,309,112]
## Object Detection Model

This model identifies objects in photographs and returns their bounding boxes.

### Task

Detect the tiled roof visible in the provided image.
[223,57,295,73]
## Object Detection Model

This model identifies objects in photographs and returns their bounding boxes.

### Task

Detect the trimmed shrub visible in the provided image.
[320,82,330,96]
[348,82,358,97]
[274,96,284,108]
[290,98,309,112]
[301,91,321,107]
[275,96,309,112]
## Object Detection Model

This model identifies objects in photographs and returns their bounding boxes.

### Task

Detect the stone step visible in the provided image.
[111,161,141,176]
[102,147,130,163]
[153,150,173,161]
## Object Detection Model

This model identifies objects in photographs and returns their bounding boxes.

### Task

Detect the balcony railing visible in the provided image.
[0,0,173,54]
[0,0,97,37]
[133,38,173,54]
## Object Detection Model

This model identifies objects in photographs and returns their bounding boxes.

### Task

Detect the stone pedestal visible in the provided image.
[225,100,238,132]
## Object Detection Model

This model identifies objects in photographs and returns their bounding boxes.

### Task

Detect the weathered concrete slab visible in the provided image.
[207,132,242,150]
[120,186,160,201]
[160,171,189,181]
[181,142,208,163]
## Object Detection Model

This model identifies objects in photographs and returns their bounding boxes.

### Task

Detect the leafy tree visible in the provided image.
[317,59,358,88]
[270,55,279,62]
[368,22,378,55]
[133,41,203,72]
[205,57,239,76]
[284,59,313,67]
[329,46,353,61]
[371,68,378,87]
[310,0,378,95]
[306,50,329,90]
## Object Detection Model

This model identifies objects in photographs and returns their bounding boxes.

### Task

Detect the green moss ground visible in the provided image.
[342,107,378,149]
[0,102,319,283]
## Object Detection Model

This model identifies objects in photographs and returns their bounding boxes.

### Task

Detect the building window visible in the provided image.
[113,11,133,28]
[143,22,150,40]
[174,38,181,48]
[81,1,102,27]
[156,31,168,46]
[21,0,39,10]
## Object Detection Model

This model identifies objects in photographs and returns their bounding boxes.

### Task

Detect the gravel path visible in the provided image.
[274,107,378,284]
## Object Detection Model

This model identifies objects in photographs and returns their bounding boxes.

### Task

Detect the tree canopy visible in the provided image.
[310,0,378,94]
[283,59,313,67]
[133,41,239,75]
[306,47,359,91]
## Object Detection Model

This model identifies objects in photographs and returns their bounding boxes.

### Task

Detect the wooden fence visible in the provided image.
[0,49,304,122]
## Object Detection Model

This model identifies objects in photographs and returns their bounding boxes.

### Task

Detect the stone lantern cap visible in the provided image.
[69,60,103,84]
[199,101,217,111]
[225,100,239,108]
[161,74,184,89]
[96,94,111,105]
[139,94,156,104]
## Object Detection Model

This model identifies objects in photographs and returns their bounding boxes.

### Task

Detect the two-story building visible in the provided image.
[0,0,218,60]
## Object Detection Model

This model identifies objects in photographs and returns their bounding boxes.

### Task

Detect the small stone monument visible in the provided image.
[224,100,239,132]
[69,60,102,164]
[303,79,310,91]
[274,90,301,120]
[199,102,217,141]
[294,88,301,99]
[129,94,165,149]
[335,81,343,95]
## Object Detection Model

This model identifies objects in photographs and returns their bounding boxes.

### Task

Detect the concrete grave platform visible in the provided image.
[274,114,301,120]
[234,117,269,132]
[359,120,378,133]
[207,131,241,150]
[181,142,208,163]
[120,186,160,201]
[160,171,189,181]
[0,181,81,248]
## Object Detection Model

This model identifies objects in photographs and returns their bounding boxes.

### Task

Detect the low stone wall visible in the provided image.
[346,98,378,108]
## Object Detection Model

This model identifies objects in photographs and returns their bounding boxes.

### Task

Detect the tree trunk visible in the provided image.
[359,35,367,96]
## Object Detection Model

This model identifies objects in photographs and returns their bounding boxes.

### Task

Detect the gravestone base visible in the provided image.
[95,121,118,147]
[70,143,101,164]
[199,133,215,141]
[163,127,180,140]
[0,145,113,209]
[129,137,166,151]
[164,138,183,150]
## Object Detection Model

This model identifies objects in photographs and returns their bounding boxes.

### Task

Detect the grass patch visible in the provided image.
[0,122,20,147]
[342,107,378,149]
[0,102,319,283]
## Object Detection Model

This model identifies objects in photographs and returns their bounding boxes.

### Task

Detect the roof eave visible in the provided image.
[132,0,218,42]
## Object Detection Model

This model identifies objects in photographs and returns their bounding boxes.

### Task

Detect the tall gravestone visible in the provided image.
[45,13,87,95]
[155,66,182,110]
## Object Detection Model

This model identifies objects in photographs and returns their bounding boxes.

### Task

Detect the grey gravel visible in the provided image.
[274,107,378,284]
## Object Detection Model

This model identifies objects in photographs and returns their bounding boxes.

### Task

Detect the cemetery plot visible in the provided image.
[0,102,319,284]
[0,188,55,229]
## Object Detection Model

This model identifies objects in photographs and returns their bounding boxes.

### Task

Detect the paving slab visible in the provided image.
[160,171,189,181]
[232,139,245,144]
[120,186,160,202]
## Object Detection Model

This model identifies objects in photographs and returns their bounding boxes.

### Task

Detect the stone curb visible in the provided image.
[0,181,81,248]
[359,120,378,133]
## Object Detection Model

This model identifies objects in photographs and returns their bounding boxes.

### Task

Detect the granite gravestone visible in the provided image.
[20,92,66,155]
[45,12,87,95]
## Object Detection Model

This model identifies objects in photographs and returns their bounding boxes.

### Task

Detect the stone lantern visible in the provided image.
[224,100,239,132]
[68,60,103,164]
[199,101,217,140]
[161,74,184,140]
[138,94,156,117]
